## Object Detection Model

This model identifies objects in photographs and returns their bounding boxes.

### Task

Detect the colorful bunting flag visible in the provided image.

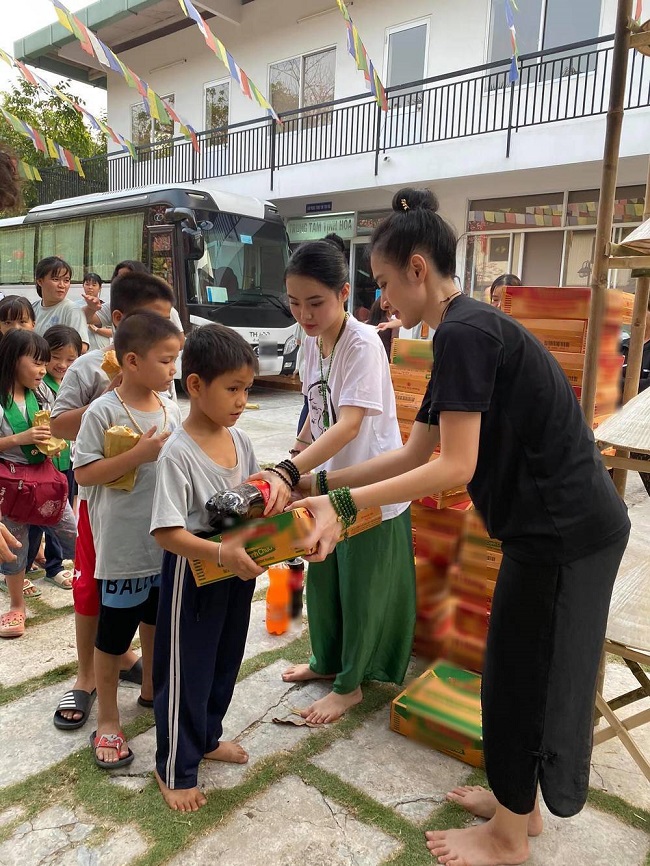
[335,0,388,111]
[635,1,643,22]
[17,161,42,182]
[50,0,200,151]
[176,0,279,122]
[505,0,519,83]
[0,107,85,176]
[0,46,138,160]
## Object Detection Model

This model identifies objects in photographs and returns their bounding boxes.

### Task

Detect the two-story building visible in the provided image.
[15,0,650,314]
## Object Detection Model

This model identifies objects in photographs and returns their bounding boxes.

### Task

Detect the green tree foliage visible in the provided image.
[0,78,106,213]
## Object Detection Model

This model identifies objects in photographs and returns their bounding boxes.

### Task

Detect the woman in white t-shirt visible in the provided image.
[255,234,415,725]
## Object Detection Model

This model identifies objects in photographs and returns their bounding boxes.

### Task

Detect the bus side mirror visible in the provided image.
[165,208,205,261]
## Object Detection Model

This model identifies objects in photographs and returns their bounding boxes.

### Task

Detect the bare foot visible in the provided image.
[425,820,530,865]
[446,786,543,837]
[204,740,249,764]
[282,663,335,683]
[155,769,207,812]
[300,687,362,724]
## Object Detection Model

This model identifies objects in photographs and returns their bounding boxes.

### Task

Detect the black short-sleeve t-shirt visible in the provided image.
[416,295,630,564]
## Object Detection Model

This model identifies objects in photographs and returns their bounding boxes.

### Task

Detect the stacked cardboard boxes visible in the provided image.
[501,286,632,426]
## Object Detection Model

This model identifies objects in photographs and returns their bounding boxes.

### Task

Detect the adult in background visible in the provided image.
[292,188,630,865]
[32,257,90,352]
[77,273,112,351]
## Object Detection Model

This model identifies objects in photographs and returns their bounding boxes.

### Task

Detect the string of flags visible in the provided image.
[0,106,85,176]
[0,47,137,160]
[177,0,279,123]
[17,161,42,182]
[635,0,643,22]
[335,0,388,111]
[505,0,519,83]
[50,0,200,152]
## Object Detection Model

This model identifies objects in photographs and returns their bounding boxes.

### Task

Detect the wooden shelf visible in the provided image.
[607,255,650,269]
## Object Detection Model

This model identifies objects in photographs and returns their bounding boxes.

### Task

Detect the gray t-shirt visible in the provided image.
[75,299,111,351]
[33,298,90,347]
[50,349,109,421]
[0,399,31,464]
[150,426,259,536]
[75,391,183,580]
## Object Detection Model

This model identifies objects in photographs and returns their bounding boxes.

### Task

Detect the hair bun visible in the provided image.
[322,233,347,254]
[392,188,439,215]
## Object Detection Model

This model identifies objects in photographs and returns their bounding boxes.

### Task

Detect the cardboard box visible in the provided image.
[520,318,588,353]
[447,629,486,674]
[398,420,412,444]
[411,502,468,535]
[552,352,624,388]
[390,662,484,767]
[448,563,497,603]
[391,338,433,370]
[418,490,471,510]
[454,598,489,642]
[502,286,634,324]
[390,365,431,395]
[460,540,503,571]
[394,390,423,423]
[414,527,461,565]
[190,507,382,586]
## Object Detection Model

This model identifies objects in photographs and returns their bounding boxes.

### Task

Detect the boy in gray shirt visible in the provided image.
[75,312,182,769]
[150,324,263,812]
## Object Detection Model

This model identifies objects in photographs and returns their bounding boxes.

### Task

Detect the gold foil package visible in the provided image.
[103,425,140,491]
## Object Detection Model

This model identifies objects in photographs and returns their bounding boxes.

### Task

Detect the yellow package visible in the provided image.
[33,409,67,458]
[101,349,121,380]
[104,425,140,491]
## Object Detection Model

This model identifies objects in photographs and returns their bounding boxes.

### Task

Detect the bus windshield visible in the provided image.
[190,213,289,309]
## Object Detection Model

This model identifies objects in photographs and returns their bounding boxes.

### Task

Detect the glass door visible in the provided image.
[350,241,378,322]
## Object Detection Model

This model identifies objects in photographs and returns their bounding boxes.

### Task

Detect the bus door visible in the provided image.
[146,224,186,326]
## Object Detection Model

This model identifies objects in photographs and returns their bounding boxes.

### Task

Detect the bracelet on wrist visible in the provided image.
[268,466,293,490]
[275,458,301,488]
[316,470,329,495]
[327,487,358,538]
[296,437,311,447]
[288,449,301,457]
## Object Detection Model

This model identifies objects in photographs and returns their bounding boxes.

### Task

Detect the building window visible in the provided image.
[488,0,602,63]
[269,48,336,116]
[386,21,428,102]
[205,80,230,130]
[130,93,175,149]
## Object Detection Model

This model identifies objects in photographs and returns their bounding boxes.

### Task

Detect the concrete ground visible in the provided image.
[0,387,649,865]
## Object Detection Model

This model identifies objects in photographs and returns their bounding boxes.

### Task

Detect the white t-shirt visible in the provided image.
[32,298,90,347]
[150,426,259,536]
[302,316,408,522]
[74,391,182,580]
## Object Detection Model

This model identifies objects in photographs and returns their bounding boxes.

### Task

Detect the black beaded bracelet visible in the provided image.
[267,466,293,490]
[316,470,329,495]
[275,458,300,488]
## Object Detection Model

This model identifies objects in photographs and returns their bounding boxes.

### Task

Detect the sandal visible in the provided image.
[0,609,26,638]
[137,695,154,708]
[0,578,42,599]
[119,657,143,685]
[53,688,97,730]
[28,563,46,579]
[90,730,134,769]
[44,569,74,590]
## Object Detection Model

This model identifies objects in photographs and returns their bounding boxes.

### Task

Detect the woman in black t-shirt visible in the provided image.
[293,188,630,866]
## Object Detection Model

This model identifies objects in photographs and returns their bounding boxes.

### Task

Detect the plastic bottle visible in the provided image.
[266,563,290,635]
[287,558,305,619]
[205,480,271,532]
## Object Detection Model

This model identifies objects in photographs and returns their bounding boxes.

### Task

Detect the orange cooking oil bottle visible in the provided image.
[265,563,290,635]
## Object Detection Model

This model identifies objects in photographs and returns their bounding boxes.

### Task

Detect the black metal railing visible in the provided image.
[37,34,650,205]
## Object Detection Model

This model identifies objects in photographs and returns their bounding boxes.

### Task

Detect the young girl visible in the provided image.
[32,256,89,351]
[256,234,416,725]
[0,330,77,638]
[292,189,630,866]
[0,296,35,336]
[78,273,112,351]
[25,326,83,590]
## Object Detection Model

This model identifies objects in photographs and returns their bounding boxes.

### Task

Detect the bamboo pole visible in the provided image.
[581,0,633,426]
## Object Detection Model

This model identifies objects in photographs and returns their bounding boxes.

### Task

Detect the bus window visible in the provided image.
[150,228,175,288]
[38,219,86,281]
[88,212,145,282]
[0,225,35,284]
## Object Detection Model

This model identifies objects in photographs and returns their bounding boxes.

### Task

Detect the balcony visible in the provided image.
[37,34,650,205]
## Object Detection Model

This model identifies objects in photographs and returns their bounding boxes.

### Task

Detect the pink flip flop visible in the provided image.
[0,609,26,638]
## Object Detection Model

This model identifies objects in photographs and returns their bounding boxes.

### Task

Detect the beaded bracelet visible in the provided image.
[328,487,358,537]
[268,466,293,490]
[316,470,329,495]
[275,458,301,488]
[296,438,311,447]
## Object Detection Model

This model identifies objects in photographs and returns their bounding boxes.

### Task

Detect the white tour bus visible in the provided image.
[0,182,297,375]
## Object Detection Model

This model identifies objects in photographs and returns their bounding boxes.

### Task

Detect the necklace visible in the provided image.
[440,290,462,323]
[318,313,349,430]
[114,388,168,436]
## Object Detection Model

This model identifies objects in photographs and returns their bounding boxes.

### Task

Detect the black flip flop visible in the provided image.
[118,657,142,685]
[137,695,154,708]
[90,730,135,770]
[53,689,97,731]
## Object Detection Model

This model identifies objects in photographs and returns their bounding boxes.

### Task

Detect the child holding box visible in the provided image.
[150,324,263,812]
[74,311,182,768]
